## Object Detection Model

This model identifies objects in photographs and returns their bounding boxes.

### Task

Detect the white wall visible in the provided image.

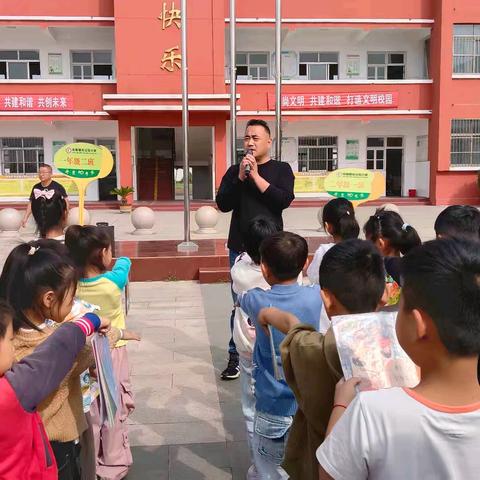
[0,26,115,79]
[0,120,118,201]
[226,27,430,79]
[236,118,429,197]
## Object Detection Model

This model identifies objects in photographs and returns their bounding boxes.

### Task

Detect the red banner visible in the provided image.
[268,92,399,110]
[0,94,74,111]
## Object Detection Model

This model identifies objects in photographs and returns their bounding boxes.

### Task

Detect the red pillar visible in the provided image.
[118,118,134,203]
[428,0,454,205]
[214,118,227,191]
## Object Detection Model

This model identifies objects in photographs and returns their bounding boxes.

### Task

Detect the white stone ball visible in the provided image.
[0,208,22,232]
[131,207,156,232]
[195,206,219,233]
[66,207,91,226]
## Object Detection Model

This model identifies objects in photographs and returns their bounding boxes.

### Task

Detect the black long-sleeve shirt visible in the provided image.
[216,160,295,252]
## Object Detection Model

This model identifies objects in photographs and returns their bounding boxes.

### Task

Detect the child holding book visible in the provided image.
[257,239,386,480]
[66,225,139,480]
[239,231,321,479]
[318,238,480,479]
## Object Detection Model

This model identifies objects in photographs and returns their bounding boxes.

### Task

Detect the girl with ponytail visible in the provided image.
[31,192,68,240]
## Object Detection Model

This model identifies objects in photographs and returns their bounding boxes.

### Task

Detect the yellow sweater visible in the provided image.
[76,257,131,348]
[13,325,120,443]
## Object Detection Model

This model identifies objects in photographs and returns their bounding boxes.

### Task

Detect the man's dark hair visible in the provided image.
[260,231,307,281]
[244,216,280,265]
[434,205,480,241]
[319,239,386,313]
[401,238,480,356]
[38,163,53,171]
[31,192,67,238]
[246,119,271,137]
[0,300,14,339]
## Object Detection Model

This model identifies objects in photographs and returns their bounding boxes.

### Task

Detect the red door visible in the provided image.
[137,158,174,200]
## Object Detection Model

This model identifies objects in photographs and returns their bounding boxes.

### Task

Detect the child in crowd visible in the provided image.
[0,239,122,479]
[0,300,109,480]
[307,198,360,333]
[434,204,480,240]
[257,239,385,480]
[31,191,68,240]
[239,231,321,479]
[317,238,480,479]
[66,225,138,480]
[363,210,421,307]
[307,197,360,285]
[231,216,280,474]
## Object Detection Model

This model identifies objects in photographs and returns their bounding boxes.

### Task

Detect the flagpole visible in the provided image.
[275,0,282,160]
[178,0,198,252]
[229,0,237,166]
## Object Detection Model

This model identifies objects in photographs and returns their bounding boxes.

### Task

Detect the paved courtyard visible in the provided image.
[126,281,248,479]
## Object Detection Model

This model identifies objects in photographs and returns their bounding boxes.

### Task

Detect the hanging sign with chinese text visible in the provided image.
[0,94,73,111]
[54,143,114,224]
[324,168,385,207]
[268,92,398,110]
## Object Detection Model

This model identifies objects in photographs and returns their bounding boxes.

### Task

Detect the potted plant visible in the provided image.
[110,186,134,213]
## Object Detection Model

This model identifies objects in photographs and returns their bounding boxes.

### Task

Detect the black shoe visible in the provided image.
[221,353,240,380]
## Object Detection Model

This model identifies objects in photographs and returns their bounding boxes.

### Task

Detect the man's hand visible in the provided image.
[21,218,28,228]
[238,154,256,182]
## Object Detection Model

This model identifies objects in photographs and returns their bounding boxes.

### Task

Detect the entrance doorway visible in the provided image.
[366,136,403,196]
[136,128,175,201]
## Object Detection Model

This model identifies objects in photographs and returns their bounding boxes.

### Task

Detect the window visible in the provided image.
[235,52,269,80]
[298,136,337,172]
[0,50,40,79]
[451,119,480,167]
[71,51,113,79]
[299,52,339,80]
[366,137,403,170]
[0,137,44,174]
[453,25,480,74]
[367,52,405,80]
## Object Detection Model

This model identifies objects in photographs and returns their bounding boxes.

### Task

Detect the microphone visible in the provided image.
[245,149,253,177]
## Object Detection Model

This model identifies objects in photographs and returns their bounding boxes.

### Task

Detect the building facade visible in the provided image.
[0,0,478,204]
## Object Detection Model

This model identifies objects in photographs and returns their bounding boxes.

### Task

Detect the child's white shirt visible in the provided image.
[232,253,270,357]
[317,387,480,480]
[306,242,335,285]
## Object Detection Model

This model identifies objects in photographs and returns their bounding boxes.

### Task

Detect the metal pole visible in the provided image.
[178,0,198,252]
[229,0,237,166]
[275,0,282,160]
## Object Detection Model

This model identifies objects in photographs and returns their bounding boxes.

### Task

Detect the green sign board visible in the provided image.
[54,142,103,179]
[345,139,359,161]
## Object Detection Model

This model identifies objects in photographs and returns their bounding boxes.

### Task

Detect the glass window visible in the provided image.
[71,50,113,79]
[18,50,39,60]
[299,52,339,81]
[297,136,337,172]
[451,119,480,166]
[368,52,405,80]
[0,137,44,175]
[93,51,112,63]
[0,51,19,60]
[72,51,92,63]
[387,137,403,147]
[309,64,327,80]
[0,50,41,79]
[235,52,269,80]
[453,24,480,74]
[235,53,247,64]
[8,62,28,79]
[367,137,384,147]
[299,52,319,63]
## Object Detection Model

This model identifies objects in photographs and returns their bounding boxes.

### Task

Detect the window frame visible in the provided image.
[235,51,270,80]
[70,50,114,80]
[367,51,406,80]
[0,50,41,80]
[297,136,338,173]
[366,136,404,171]
[298,52,339,81]
[0,137,44,175]
[452,24,480,75]
[450,119,480,168]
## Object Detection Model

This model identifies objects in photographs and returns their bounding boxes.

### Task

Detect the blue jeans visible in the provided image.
[228,249,240,355]
[252,411,292,479]
[239,355,256,461]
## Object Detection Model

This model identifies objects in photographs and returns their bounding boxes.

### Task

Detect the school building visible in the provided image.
[0,0,479,205]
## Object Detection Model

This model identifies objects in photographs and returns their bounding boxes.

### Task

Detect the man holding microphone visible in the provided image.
[216,119,295,380]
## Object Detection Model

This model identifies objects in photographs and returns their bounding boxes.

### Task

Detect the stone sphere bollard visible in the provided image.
[131,206,156,235]
[317,208,325,232]
[0,208,22,237]
[195,206,219,234]
[66,207,91,226]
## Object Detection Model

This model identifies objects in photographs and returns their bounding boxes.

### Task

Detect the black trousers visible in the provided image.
[51,440,82,480]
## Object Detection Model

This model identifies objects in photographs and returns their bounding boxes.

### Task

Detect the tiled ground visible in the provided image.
[125,281,249,479]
